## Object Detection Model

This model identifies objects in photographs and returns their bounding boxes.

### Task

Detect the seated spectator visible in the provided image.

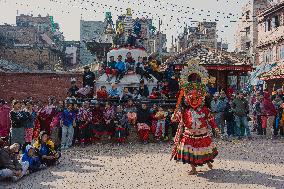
[21,145,42,173]
[96,86,108,99]
[132,89,141,100]
[108,83,120,99]
[161,82,170,98]
[115,55,126,82]
[34,131,61,166]
[0,143,29,181]
[120,88,133,102]
[136,57,152,81]
[149,87,160,99]
[137,103,151,144]
[68,78,79,98]
[138,80,149,99]
[125,52,135,72]
[105,56,117,82]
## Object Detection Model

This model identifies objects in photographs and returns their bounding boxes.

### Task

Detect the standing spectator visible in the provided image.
[216,91,228,135]
[108,83,120,99]
[205,92,213,109]
[272,88,284,101]
[137,103,151,144]
[254,95,264,135]
[0,99,11,138]
[38,96,57,135]
[138,80,149,99]
[261,92,277,139]
[125,52,135,72]
[105,56,117,82]
[96,86,108,99]
[60,104,76,150]
[77,101,93,146]
[224,101,235,138]
[10,100,27,146]
[273,95,283,136]
[115,55,126,82]
[155,107,168,140]
[232,91,251,139]
[168,76,179,98]
[68,78,79,98]
[210,93,219,124]
[83,66,96,98]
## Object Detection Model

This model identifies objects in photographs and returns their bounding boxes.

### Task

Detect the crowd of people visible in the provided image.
[0,96,180,182]
[208,89,284,140]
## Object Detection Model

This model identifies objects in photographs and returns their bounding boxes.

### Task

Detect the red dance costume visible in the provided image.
[173,106,218,166]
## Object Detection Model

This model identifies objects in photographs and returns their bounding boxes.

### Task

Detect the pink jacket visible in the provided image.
[0,105,11,137]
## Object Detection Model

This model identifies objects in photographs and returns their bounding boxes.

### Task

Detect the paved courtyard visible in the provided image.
[3,138,284,189]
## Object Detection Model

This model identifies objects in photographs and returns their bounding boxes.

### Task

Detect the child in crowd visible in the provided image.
[24,101,37,145]
[92,103,104,140]
[103,102,115,139]
[149,87,160,99]
[137,103,151,144]
[113,105,128,144]
[124,99,137,126]
[96,86,108,99]
[150,104,158,136]
[224,101,235,138]
[34,131,60,166]
[21,145,42,173]
[60,104,76,150]
[164,108,174,141]
[125,52,135,72]
[155,107,168,140]
[77,101,94,146]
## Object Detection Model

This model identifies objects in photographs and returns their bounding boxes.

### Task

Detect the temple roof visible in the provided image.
[260,62,284,80]
[165,44,251,66]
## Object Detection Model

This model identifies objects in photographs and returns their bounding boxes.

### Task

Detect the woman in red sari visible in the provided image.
[171,60,220,175]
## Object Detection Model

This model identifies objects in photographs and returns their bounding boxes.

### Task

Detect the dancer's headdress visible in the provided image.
[175,59,209,110]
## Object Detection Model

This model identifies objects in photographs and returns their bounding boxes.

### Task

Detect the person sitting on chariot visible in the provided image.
[115,55,126,82]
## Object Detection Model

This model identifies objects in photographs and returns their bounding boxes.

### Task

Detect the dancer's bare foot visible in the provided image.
[188,164,197,175]
[207,162,213,170]
[187,169,198,175]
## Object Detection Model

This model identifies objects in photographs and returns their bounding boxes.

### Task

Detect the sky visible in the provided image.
[0,0,249,51]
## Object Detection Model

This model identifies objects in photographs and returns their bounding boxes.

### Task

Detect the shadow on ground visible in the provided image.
[198,169,284,189]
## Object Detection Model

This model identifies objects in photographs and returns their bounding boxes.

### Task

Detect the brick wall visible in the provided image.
[0,72,82,102]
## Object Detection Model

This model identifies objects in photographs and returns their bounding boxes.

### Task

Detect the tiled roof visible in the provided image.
[260,62,284,80]
[165,44,250,66]
[0,59,30,72]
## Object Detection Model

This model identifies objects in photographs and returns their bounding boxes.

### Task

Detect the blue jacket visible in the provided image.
[115,61,126,72]
[108,88,120,98]
[21,145,41,172]
[61,109,76,127]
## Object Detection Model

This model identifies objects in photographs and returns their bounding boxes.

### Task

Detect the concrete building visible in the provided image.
[80,20,106,65]
[176,22,217,52]
[235,0,270,66]
[257,1,284,66]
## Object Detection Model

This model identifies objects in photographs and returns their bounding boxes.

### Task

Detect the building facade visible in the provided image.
[176,22,218,52]
[80,20,106,65]
[235,0,270,66]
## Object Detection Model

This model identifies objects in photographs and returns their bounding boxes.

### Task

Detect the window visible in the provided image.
[246,42,251,50]
[272,15,280,28]
[280,45,284,59]
[245,27,250,36]
[265,19,272,31]
[263,49,273,63]
[246,11,250,20]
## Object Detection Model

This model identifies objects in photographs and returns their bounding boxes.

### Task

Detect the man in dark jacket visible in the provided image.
[232,91,251,139]
[83,66,96,98]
